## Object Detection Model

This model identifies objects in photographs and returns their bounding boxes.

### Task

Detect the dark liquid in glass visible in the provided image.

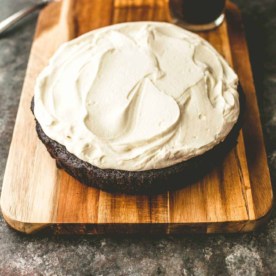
[170,0,226,25]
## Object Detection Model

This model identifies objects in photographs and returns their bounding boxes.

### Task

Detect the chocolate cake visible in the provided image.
[32,22,244,194]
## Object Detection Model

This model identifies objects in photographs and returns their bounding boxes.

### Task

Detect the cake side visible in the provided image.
[31,85,244,194]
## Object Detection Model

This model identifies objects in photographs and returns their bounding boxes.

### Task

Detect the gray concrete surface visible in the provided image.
[0,0,275,275]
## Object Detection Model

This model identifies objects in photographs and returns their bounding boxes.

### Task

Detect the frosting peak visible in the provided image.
[34,22,239,171]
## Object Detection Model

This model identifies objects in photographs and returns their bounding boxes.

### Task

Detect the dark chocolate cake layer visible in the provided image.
[31,86,244,195]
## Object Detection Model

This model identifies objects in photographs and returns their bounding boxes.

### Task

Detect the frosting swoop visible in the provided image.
[34,22,239,171]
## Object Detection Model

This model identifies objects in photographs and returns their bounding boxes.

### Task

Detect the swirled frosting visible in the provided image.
[34,22,239,171]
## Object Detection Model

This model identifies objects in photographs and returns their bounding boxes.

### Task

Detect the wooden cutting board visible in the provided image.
[0,0,273,234]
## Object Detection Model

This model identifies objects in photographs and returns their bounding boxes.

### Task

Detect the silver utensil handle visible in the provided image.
[0,2,47,35]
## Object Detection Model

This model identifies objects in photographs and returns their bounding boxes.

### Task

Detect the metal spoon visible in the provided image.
[0,0,54,35]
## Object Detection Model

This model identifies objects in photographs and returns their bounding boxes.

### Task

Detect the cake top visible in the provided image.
[34,22,239,171]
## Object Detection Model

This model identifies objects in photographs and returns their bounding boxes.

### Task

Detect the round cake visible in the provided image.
[33,22,243,194]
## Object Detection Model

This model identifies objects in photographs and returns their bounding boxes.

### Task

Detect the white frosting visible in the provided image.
[34,22,239,171]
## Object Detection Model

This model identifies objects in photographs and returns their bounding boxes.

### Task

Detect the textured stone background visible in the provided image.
[0,0,275,275]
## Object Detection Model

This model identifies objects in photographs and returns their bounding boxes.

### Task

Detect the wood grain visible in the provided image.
[226,3,273,225]
[0,0,273,234]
